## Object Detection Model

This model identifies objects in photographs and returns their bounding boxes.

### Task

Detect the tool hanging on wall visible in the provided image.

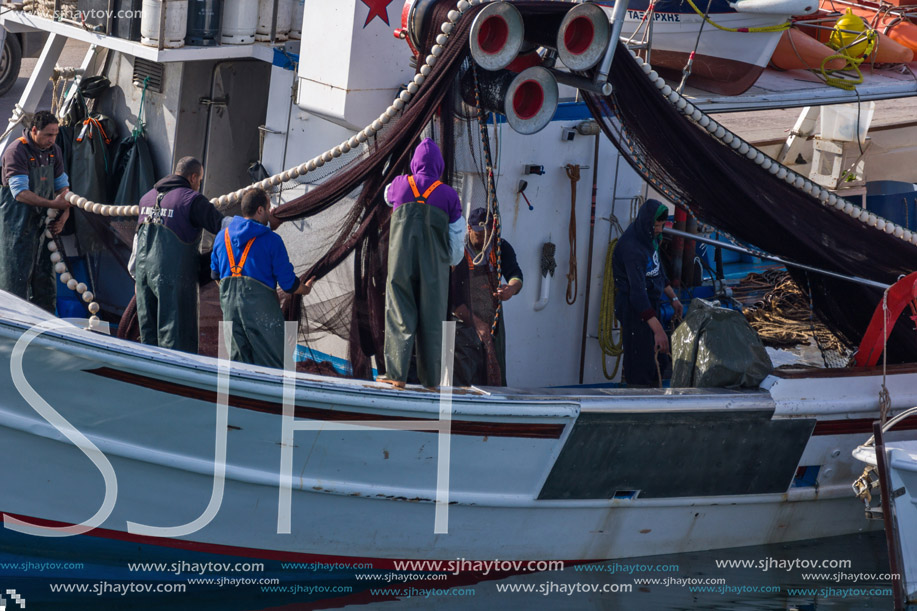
[564,164,580,305]
[516,179,534,210]
[578,135,601,383]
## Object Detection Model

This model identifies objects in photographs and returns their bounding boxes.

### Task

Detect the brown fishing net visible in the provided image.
[263,1,572,378]
[584,43,917,363]
[267,1,482,378]
[110,0,493,375]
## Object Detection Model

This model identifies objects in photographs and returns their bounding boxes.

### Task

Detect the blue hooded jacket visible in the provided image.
[211,216,299,292]
[612,199,670,322]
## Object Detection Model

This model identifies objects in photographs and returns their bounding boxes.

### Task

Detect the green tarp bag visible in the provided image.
[112,132,155,206]
[69,113,117,205]
[112,77,156,206]
[672,298,774,388]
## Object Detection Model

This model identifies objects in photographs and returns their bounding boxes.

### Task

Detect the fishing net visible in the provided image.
[254,0,484,377]
[268,1,585,379]
[584,43,917,363]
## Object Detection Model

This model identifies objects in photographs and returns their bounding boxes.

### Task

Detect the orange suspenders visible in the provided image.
[407,175,442,203]
[224,230,257,277]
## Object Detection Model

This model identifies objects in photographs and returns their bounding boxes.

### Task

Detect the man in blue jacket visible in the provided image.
[612,199,683,386]
[211,188,313,368]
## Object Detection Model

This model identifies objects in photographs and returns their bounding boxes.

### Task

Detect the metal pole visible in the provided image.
[0,34,67,153]
[158,0,167,51]
[662,227,891,290]
[547,68,612,96]
[593,0,630,88]
[578,133,600,384]
[873,422,907,610]
[270,0,279,43]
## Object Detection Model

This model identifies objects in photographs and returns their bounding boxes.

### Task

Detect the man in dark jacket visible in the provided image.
[211,188,312,368]
[135,157,224,353]
[450,207,523,386]
[612,199,683,386]
[0,111,71,312]
[377,138,465,389]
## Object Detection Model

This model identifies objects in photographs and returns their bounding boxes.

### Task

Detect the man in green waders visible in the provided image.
[211,188,313,368]
[135,157,224,353]
[376,138,466,389]
[0,111,71,312]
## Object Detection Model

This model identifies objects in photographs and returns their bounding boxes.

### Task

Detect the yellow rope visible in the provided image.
[815,29,877,90]
[598,238,624,379]
[819,52,865,89]
[683,0,792,33]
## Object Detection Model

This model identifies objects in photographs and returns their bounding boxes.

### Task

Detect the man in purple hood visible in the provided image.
[377,138,466,389]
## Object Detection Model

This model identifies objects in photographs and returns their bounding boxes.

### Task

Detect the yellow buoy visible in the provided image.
[828,8,876,58]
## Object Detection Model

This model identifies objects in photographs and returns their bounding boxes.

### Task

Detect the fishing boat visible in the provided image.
[3,287,917,564]
[597,0,819,95]
[0,0,915,573]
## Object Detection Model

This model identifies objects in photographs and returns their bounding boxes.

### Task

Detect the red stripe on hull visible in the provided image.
[85,367,566,439]
[812,415,917,436]
[0,511,594,569]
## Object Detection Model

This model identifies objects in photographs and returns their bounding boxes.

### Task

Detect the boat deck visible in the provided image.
[683,61,917,112]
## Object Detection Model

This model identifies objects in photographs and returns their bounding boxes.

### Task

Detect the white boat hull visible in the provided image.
[598,2,791,94]
[4,292,914,564]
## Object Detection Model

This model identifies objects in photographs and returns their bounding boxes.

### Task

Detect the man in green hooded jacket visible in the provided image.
[612,199,683,386]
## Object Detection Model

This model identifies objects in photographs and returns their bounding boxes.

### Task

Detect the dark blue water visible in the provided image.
[0,528,900,609]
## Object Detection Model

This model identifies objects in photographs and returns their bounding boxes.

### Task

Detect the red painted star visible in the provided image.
[362,0,394,27]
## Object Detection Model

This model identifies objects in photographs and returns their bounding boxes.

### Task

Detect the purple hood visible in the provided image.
[385,138,462,223]
[410,138,445,181]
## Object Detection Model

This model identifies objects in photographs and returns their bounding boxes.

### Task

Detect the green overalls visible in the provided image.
[0,137,58,313]
[218,230,286,368]
[462,246,508,386]
[135,193,201,353]
[383,177,451,387]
